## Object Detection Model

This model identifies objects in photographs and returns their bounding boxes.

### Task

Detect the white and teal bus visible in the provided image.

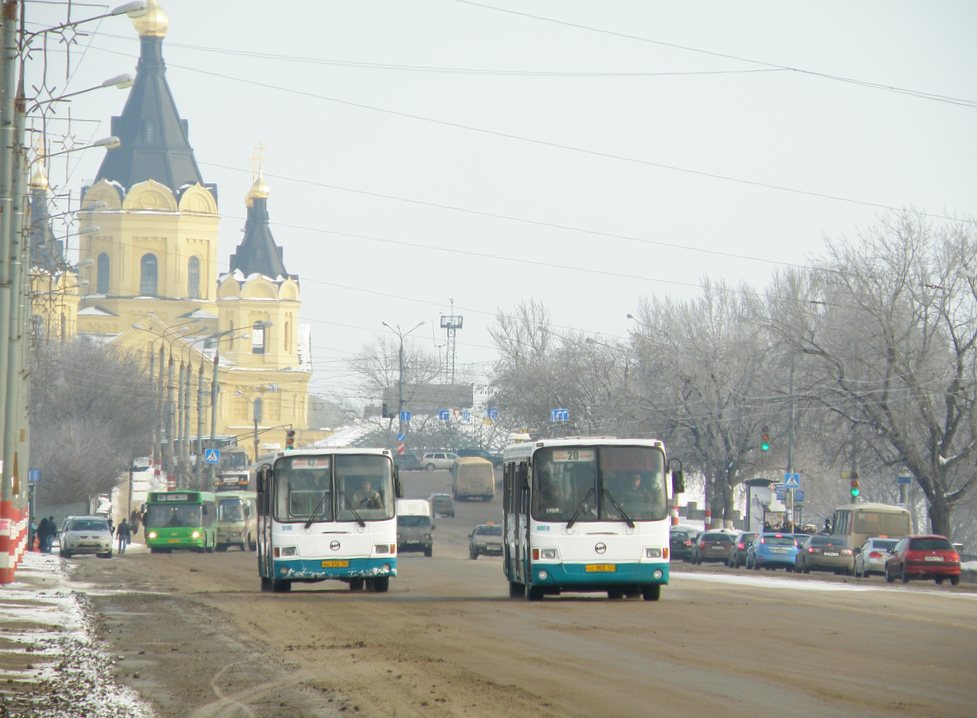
[256,448,401,593]
[502,438,684,601]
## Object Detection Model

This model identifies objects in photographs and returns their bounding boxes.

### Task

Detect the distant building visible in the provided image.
[32,0,322,465]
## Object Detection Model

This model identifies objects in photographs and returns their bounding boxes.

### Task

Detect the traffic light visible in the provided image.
[285,429,295,451]
[850,472,860,498]
[760,426,770,452]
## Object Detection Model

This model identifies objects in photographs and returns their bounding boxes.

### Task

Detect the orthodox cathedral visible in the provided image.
[30,0,317,464]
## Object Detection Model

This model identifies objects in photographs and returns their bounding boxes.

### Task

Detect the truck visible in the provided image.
[395,498,434,557]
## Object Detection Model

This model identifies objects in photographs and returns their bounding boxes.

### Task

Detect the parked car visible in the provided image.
[59,515,113,559]
[669,527,696,562]
[469,523,503,559]
[747,533,799,571]
[456,448,503,469]
[393,453,423,471]
[420,452,458,471]
[854,537,899,578]
[795,534,855,575]
[727,531,759,568]
[427,493,455,518]
[691,530,735,564]
[884,534,961,585]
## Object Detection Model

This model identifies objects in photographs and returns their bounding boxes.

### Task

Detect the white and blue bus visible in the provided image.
[502,438,683,601]
[256,448,401,593]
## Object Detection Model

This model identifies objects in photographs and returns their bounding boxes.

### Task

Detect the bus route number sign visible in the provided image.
[156,493,190,502]
[551,449,595,462]
[290,457,330,470]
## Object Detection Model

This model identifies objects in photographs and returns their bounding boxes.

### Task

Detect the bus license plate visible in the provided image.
[585,564,616,573]
[321,560,349,568]
[167,539,180,543]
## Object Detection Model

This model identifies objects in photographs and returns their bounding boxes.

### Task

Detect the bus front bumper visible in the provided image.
[273,557,397,580]
[528,561,669,588]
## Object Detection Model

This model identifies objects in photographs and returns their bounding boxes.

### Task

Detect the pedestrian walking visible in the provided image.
[115,519,131,555]
[39,517,56,553]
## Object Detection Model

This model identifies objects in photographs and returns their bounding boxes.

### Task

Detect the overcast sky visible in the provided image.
[25,1,977,404]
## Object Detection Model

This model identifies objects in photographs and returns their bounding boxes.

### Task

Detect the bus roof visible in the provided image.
[270,447,393,458]
[833,502,910,514]
[503,437,665,462]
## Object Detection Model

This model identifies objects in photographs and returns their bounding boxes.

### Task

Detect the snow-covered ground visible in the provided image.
[0,552,155,717]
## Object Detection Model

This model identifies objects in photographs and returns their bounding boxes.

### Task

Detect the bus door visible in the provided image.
[256,465,274,580]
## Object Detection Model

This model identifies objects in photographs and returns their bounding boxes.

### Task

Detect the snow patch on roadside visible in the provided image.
[0,552,155,717]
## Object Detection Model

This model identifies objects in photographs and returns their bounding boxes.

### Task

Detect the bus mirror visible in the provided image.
[394,472,403,499]
[671,470,685,495]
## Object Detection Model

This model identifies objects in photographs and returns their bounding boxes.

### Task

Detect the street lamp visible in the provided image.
[207,322,272,487]
[382,321,424,437]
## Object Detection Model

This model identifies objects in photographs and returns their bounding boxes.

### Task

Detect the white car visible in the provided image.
[854,537,899,578]
[420,452,458,471]
[59,515,113,559]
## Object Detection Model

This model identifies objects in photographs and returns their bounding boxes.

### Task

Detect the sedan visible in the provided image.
[854,537,898,578]
[795,535,854,575]
[727,531,758,568]
[885,534,961,585]
[691,530,735,564]
[747,533,799,571]
[669,528,696,562]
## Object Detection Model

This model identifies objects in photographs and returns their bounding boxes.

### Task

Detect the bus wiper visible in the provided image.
[305,491,330,529]
[339,491,366,528]
[566,487,595,529]
[602,490,635,528]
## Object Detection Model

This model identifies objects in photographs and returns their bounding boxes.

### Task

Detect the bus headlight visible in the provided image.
[645,547,663,559]
[533,548,560,560]
[653,569,664,580]
[148,531,157,539]
[537,570,549,581]
[375,544,394,554]
[280,546,297,557]
[192,531,201,539]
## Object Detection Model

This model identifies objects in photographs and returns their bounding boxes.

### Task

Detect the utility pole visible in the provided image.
[194,358,204,489]
[382,321,424,440]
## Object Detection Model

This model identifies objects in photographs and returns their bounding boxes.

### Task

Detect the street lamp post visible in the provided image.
[207,322,271,488]
[382,321,424,438]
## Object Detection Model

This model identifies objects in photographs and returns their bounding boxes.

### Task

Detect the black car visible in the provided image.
[393,453,422,471]
[670,527,696,562]
[455,448,503,469]
[691,530,735,564]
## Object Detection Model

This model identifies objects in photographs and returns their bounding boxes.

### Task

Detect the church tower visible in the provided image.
[75,0,219,336]
[215,169,309,446]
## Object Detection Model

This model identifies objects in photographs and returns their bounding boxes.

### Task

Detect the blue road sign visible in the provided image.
[794,490,805,503]
[400,411,412,423]
[897,475,912,485]
[396,433,406,443]
[462,410,471,423]
[438,409,450,421]
[784,473,801,489]
[204,448,221,464]
[28,468,41,484]
[488,407,499,420]
[551,408,569,422]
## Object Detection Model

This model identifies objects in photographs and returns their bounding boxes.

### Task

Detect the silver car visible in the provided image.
[420,452,458,471]
[59,515,113,559]
[854,537,899,578]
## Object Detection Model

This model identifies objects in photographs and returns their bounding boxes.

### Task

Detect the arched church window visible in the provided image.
[188,257,200,299]
[96,252,110,294]
[140,254,158,296]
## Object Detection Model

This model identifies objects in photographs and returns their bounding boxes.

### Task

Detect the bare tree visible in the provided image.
[765,212,977,536]
[630,279,775,527]
[30,339,155,505]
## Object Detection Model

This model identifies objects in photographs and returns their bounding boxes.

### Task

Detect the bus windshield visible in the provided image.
[273,454,394,523]
[532,445,666,522]
[221,451,250,472]
[147,504,203,528]
[217,498,244,522]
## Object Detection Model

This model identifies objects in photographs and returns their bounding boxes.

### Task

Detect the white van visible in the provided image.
[451,457,495,501]
[396,498,434,557]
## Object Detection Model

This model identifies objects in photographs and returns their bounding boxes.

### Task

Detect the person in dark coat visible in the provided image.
[115,519,131,554]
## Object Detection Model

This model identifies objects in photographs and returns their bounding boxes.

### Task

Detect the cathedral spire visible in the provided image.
[93,0,215,200]
[228,147,291,279]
